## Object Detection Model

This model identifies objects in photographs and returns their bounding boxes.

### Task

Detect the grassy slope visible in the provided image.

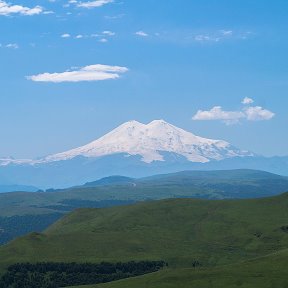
[71,250,288,288]
[0,169,288,217]
[1,193,288,273]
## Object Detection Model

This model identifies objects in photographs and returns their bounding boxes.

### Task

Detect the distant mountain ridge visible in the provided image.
[83,176,135,187]
[0,184,38,193]
[0,169,288,244]
[0,120,286,188]
[1,169,288,217]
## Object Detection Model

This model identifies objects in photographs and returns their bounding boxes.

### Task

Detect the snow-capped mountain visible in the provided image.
[43,120,253,164]
[2,119,287,189]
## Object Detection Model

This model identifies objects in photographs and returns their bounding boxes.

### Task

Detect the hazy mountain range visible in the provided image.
[0,120,287,189]
[1,169,288,245]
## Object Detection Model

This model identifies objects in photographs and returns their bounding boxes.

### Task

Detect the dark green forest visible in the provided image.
[0,261,166,288]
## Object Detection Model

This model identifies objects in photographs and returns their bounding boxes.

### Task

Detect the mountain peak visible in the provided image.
[148,119,169,125]
[123,120,143,126]
[42,119,253,164]
[117,120,145,129]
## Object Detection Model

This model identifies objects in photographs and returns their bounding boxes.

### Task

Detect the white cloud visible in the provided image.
[60,32,114,40]
[194,35,220,42]
[220,30,233,36]
[194,30,234,43]
[192,101,275,125]
[244,106,275,121]
[43,10,54,14]
[242,97,254,105]
[61,33,71,38]
[0,1,43,16]
[192,29,253,44]
[27,64,128,83]
[102,30,115,36]
[77,0,113,8]
[6,43,19,49]
[192,106,245,125]
[135,31,148,37]
[1,42,19,49]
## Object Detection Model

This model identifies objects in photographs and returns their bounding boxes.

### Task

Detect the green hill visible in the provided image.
[2,169,288,245]
[1,192,288,280]
[70,249,288,288]
[2,192,288,287]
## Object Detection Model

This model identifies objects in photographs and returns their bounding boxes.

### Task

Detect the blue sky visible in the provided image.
[0,0,287,158]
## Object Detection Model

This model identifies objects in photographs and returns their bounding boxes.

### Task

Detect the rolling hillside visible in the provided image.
[70,249,288,288]
[1,169,288,245]
[1,193,288,269]
[2,192,288,286]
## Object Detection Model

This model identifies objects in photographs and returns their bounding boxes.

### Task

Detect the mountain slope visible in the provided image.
[2,193,288,272]
[83,176,135,187]
[70,249,288,288]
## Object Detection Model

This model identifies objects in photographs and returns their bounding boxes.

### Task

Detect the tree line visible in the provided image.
[0,261,167,288]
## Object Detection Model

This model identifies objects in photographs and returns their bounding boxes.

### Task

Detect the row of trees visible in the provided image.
[0,261,167,288]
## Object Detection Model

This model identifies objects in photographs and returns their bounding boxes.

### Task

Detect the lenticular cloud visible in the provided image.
[27,64,129,83]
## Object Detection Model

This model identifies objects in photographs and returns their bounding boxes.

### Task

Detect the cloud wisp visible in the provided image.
[133,29,253,45]
[242,97,254,105]
[135,31,149,37]
[61,31,115,40]
[192,98,275,125]
[27,64,128,83]
[71,0,113,8]
[0,1,43,16]
[191,30,252,43]
[102,30,115,36]
[0,43,19,49]
[61,33,71,38]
